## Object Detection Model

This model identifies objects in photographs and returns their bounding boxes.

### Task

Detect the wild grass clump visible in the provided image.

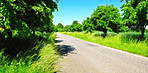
[61,32,148,57]
[0,43,59,73]
[0,32,59,73]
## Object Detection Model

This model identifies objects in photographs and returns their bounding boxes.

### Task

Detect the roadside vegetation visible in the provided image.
[0,0,59,73]
[57,0,148,57]
[0,32,59,73]
[61,32,148,57]
[57,0,148,38]
[0,0,148,72]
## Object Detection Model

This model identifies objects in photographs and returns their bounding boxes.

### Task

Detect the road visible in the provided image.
[56,32,148,73]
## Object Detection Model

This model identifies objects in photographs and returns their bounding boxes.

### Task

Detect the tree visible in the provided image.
[64,25,72,32]
[82,17,95,33]
[71,20,82,32]
[91,4,121,36]
[56,23,65,32]
[121,0,148,38]
[56,23,64,29]
[0,0,58,38]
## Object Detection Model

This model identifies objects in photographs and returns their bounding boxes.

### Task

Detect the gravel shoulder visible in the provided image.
[56,32,148,73]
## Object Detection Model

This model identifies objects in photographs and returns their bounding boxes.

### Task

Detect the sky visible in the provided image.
[53,0,125,26]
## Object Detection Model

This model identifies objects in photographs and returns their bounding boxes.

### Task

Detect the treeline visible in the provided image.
[56,0,148,37]
[0,0,58,54]
[0,0,58,39]
[0,0,59,72]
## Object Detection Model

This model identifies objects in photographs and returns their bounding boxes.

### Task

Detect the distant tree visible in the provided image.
[56,23,65,32]
[121,0,148,38]
[91,4,121,36]
[56,23,64,29]
[72,20,79,25]
[82,17,95,33]
[71,20,82,32]
[64,25,72,32]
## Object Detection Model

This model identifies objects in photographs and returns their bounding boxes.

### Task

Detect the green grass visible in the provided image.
[0,44,59,73]
[61,31,148,57]
[0,32,59,73]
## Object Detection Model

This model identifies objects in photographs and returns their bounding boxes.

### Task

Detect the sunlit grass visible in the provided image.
[0,32,59,73]
[61,32,148,57]
[0,44,59,73]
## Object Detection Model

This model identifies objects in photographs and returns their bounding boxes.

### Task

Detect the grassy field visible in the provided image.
[0,31,59,73]
[61,31,148,57]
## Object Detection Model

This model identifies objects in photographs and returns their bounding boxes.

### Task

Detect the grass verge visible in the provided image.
[0,32,59,73]
[61,32,148,57]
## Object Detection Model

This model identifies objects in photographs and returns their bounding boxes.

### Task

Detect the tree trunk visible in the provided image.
[104,29,107,37]
[7,29,12,40]
[141,26,145,38]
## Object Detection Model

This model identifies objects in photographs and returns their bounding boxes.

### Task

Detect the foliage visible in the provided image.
[57,28,66,32]
[118,25,128,32]
[61,32,148,57]
[91,4,122,36]
[0,32,59,73]
[64,25,72,32]
[56,23,64,29]
[121,0,148,37]
[0,1,59,72]
[64,20,82,32]
[71,20,83,32]
[56,23,65,32]
[82,17,95,33]
[0,0,58,38]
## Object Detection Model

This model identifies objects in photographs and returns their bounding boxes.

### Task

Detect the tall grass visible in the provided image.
[0,44,59,73]
[0,32,59,73]
[61,32,148,57]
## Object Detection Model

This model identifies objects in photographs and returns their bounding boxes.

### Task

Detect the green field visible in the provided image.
[61,31,148,57]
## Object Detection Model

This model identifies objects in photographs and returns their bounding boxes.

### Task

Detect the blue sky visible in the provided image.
[53,0,126,26]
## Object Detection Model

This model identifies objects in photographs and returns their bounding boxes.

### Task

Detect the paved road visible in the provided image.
[56,32,148,73]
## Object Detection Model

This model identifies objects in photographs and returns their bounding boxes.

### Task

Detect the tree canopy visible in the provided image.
[71,20,82,31]
[0,0,58,38]
[56,23,64,29]
[82,17,95,33]
[121,0,148,37]
[91,4,121,36]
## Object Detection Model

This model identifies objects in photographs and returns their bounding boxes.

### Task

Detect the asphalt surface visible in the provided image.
[56,32,148,73]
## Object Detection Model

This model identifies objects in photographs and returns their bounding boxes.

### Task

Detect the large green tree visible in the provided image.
[121,0,148,38]
[0,0,58,38]
[91,4,121,36]
[82,17,95,33]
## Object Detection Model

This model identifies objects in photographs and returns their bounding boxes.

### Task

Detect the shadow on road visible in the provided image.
[55,40,63,43]
[55,45,76,56]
